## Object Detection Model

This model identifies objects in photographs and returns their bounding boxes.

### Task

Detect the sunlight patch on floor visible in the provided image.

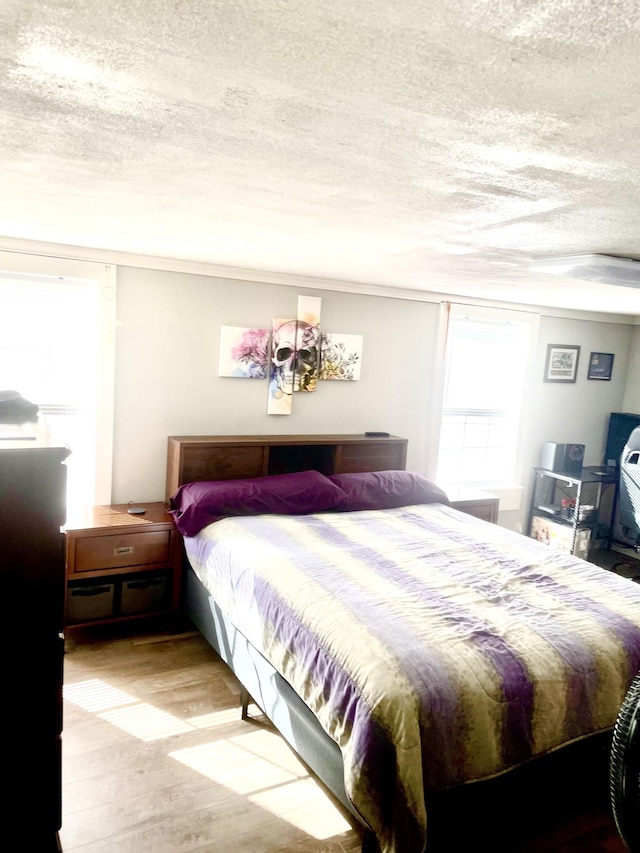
[64,678,138,711]
[64,676,352,841]
[187,707,242,728]
[64,678,244,741]
[249,776,352,839]
[99,702,195,740]
[170,729,305,794]
[170,730,351,840]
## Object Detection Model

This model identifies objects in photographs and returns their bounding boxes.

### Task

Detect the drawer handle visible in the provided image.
[114,545,134,556]
[72,586,111,597]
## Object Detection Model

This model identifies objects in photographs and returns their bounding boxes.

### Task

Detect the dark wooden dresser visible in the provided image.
[0,422,69,851]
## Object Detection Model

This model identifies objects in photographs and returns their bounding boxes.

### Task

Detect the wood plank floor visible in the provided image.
[60,622,629,853]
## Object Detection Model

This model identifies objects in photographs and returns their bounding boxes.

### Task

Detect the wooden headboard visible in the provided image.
[165,433,408,505]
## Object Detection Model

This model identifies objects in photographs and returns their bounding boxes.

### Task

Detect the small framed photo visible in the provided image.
[544,344,580,383]
[587,351,614,381]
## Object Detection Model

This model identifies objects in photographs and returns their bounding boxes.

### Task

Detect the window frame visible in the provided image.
[0,251,116,508]
[433,302,540,512]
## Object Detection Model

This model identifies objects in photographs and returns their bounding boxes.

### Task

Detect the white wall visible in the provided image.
[111,265,635,535]
[526,315,632,468]
[498,314,632,531]
[623,325,640,413]
[112,266,441,503]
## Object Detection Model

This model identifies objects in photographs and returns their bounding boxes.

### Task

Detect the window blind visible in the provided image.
[437,306,537,491]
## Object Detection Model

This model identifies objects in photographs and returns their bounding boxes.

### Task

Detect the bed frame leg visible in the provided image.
[240,686,250,721]
[239,688,273,730]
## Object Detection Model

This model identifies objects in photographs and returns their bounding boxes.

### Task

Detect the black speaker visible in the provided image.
[541,442,585,475]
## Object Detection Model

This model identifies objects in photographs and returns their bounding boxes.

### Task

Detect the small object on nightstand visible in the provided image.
[365,431,390,437]
[127,506,146,514]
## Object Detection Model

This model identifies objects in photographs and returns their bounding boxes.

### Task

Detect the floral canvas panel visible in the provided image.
[218,326,270,378]
[320,333,363,380]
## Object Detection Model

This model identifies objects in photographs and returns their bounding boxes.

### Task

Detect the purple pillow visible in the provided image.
[327,470,450,512]
[169,469,347,536]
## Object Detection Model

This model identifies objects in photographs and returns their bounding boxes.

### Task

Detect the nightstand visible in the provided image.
[64,502,182,628]
[446,485,500,523]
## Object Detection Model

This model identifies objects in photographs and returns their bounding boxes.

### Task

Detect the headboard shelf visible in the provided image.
[165,433,408,504]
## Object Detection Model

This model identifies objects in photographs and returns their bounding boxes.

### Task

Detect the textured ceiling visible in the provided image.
[2,0,640,316]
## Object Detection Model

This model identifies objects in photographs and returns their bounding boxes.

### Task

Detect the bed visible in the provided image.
[166,434,640,853]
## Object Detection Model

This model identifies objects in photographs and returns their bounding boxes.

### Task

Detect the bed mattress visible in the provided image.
[183,503,640,853]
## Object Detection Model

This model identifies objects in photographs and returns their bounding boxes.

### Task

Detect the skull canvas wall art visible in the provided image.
[268,317,297,414]
[267,297,322,414]
[217,295,361,414]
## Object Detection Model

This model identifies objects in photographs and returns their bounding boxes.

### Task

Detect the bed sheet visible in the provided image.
[183,503,640,853]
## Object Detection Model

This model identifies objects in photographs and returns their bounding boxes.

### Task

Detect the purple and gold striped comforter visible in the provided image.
[183,503,640,853]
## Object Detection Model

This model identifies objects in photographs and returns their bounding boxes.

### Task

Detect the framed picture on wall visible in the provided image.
[587,351,614,380]
[544,344,580,383]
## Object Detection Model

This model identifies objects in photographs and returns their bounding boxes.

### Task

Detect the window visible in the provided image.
[436,303,538,509]
[0,253,116,512]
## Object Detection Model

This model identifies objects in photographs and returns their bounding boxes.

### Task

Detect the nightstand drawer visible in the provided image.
[67,580,116,623]
[121,573,168,615]
[74,530,171,572]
